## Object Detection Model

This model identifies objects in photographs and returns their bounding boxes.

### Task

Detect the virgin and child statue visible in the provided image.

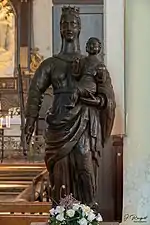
[25,6,116,219]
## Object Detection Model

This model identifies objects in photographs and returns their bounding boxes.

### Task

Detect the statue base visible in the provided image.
[30,222,119,225]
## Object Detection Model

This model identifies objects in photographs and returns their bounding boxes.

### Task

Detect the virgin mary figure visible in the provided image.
[25,6,116,220]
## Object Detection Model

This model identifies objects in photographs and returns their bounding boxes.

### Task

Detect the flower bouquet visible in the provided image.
[49,194,103,225]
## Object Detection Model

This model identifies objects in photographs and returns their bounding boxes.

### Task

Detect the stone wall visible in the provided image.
[32,0,53,58]
[123,0,150,224]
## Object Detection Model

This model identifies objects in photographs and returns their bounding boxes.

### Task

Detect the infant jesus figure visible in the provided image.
[71,37,115,147]
[72,37,108,107]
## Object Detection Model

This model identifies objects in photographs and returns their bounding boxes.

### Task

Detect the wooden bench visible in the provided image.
[0,202,50,225]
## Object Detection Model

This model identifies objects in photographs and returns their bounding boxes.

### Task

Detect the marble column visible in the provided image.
[122,0,150,224]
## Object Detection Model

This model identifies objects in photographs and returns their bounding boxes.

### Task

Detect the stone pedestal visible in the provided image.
[30,223,47,225]
[30,223,119,225]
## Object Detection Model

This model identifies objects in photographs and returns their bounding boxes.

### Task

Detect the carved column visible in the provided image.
[20,0,33,70]
[10,0,33,70]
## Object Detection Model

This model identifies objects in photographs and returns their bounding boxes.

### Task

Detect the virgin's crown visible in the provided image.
[62,6,80,16]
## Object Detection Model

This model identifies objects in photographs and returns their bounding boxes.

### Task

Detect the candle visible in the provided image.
[5,116,8,128]
[0,117,3,128]
[5,115,11,128]
[8,115,10,128]
[2,117,6,128]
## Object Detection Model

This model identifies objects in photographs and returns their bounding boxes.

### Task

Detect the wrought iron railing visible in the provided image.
[0,135,45,162]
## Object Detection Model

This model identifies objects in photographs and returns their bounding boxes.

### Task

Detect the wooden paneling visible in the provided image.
[0,202,49,225]
[0,202,50,213]
[0,215,48,225]
[0,76,31,93]
[0,78,17,92]
[112,136,123,222]
[0,76,31,113]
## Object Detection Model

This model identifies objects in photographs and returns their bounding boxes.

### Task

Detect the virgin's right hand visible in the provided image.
[25,117,36,144]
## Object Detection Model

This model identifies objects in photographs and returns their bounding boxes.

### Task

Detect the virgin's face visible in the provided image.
[60,14,80,42]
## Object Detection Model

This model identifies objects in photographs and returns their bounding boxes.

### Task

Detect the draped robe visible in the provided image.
[25,55,116,218]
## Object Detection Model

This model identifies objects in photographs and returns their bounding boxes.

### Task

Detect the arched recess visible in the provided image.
[0,0,16,77]
[0,0,33,115]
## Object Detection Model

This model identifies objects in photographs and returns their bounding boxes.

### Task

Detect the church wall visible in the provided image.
[123,0,150,224]
[104,0,125,135]
[32,0,53,58]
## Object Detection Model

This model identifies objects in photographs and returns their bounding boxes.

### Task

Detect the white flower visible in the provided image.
[96,213,103,222]
[87,212,96,222]
[56,213,65,222]
[81,205,91,216]
[73,203,80,211]
[49,208,55,216]
[66,209,75,217]
[55,206,65,214]
[78,218,88,225]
